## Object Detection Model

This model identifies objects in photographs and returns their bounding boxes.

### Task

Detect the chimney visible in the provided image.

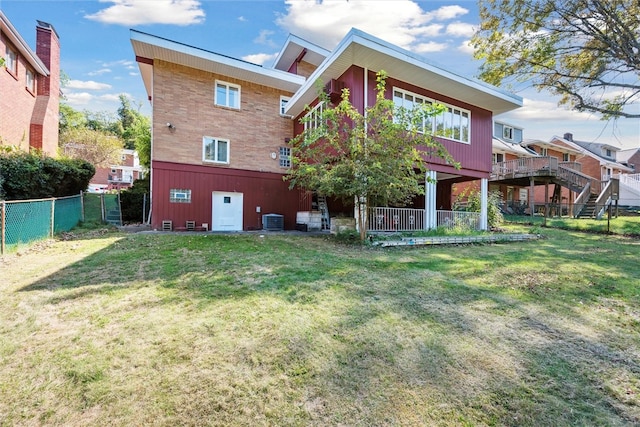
[35,20,60,97]
[563,132,573,142]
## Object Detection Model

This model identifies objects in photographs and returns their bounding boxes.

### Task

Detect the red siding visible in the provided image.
[152,161,303,231]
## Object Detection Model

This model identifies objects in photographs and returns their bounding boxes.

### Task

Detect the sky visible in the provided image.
[2,0,638,148]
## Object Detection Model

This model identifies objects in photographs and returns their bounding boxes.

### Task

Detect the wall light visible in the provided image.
[166,122,175,130]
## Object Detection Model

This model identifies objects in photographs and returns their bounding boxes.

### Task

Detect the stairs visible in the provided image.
[317,195,330,230]
[104,193,123,226]
[576,194,599,218]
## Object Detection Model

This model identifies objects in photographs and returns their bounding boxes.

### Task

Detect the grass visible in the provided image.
[1,226,639,426]
[505,214,640,236]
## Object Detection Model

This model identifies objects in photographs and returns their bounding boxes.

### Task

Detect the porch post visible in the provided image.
[425,170,437,229]
[529,177,535,217]
[480,178,488,231]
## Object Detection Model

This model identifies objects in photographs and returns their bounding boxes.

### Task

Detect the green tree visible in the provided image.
[132,115,151,169]
[59,103,87,134]
[60,128,124,168]
[287,71,457,241]
[473,0,640,119]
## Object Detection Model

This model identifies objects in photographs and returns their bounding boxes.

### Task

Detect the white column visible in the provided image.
[425,170,437,229]
[480,178,488,231]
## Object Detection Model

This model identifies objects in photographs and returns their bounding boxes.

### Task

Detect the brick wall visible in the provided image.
[152,60,294,174]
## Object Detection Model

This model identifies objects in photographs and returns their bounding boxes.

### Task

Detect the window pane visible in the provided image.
[228,86,239,108]
[217,140,228,162]
[204,139,214,160]
[216,84,226,106]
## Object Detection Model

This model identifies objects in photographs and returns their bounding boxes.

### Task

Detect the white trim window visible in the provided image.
[5,46,17,74]
[562,152,570,162]
[25,68,35,93]
[393,87,470,144]
[493,153,504,163]
[170,189,191,203]
[279,96,290,116]
[279,146,291,168]
[214,80,240,109]
[503,125,513,140]
[203,136,230,164]
[304,101,325,134]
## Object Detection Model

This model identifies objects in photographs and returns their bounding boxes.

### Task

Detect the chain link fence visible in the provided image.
[1,194,83,254]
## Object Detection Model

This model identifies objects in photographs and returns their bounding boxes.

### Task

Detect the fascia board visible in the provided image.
[0,12,49,75]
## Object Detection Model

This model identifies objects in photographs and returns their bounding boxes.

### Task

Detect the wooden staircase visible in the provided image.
[576,193,599,218]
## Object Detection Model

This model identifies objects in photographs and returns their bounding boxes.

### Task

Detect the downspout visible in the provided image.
[147,70,154,225]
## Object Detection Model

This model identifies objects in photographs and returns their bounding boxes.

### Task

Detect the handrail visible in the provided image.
[573,181,591,218]
[593,178,619,219]
[618,173,640,194]
[556,164,595,194]
[491,156,557,179]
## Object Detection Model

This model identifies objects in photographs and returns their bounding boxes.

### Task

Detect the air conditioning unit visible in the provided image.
[262,214,284,231]
[324,79,346,102]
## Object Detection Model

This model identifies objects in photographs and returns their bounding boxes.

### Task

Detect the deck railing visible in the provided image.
[491,156,558,179]
[367,207,481,232]
[618,173,640,194]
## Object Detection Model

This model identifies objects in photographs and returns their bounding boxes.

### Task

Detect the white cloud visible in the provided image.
[276,0,469,51]
[88,68,112,76]
[67,80,112,90]
[505,98,597,122]
[65,92,94,105]
[413,41,449,53]
[102,59,135,68]
[457,40,474,55]
[85,0,205,26]
[254,30,276,48]
[242,53,278,66]
[238,16,247,23]
[446,22,475,38]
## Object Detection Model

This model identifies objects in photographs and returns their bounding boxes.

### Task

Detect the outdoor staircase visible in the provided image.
[104,193,123,226]
[317,195,330,230]
[576,193,599,218]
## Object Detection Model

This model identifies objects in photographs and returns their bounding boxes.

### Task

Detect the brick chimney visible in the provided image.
[30,20,60,155]
[563,132,573,142]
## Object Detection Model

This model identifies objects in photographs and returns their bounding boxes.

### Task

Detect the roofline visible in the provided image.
[272,33,331,70]
[286,28,522,116]
[550,135,635,171]
[0,11,49,75]
[130,29,305,90]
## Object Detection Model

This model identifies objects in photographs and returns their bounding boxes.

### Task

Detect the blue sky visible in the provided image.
[2,0,638,148]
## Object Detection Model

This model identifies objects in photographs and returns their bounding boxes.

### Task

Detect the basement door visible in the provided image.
[211,191,243,231]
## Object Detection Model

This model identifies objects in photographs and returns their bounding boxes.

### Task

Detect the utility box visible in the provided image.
[262,214,284,231]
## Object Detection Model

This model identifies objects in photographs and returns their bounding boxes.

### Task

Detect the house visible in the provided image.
[130,28,522,231]
[90,149,145,191]
[0,11,59,156]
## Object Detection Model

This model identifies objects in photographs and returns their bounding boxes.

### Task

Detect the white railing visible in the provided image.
[367,207,482,232]
[437,210,481,230]
[618,173,640,194]
[368,207,424,231]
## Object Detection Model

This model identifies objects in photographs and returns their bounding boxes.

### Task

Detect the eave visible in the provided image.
[286,28,522,117]
[130,30,306,100]
[0,11,49,75]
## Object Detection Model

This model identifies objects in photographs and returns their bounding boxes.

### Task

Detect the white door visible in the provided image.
[211,192,243,231]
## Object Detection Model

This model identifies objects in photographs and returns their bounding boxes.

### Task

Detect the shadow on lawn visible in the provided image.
[16,231,640,425]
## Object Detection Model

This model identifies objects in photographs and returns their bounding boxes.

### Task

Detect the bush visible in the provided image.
[119,176,149,223]
[0,151,94,200]
[454,187,503,229]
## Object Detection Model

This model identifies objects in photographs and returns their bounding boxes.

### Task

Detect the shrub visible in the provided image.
[119,176,149,223]
[454,187,503,229]
[0,151,94,200]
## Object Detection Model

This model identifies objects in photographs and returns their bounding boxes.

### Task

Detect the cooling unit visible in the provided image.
[262,214,284,231]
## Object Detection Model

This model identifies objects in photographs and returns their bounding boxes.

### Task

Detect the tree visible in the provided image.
[286,71,457,241]
[132,114,151,169]
[60,128,124,168]
[59,103,87,134]
[472,0,640,119]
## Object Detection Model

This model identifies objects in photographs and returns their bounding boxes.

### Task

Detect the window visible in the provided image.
[392,87,470,143]
[279,146,291,168]
[214,80,240,109]
[563,153,570,162]
[493,153,504,163]
[170,189,191,203]
[203,136,229,163]
[541,148,548,156]
[279,96,290,116]
[304,101,325,134]
[605,149,612,157]
[25,68,35,93]
[5,46,17,75]
[503,126,513,140]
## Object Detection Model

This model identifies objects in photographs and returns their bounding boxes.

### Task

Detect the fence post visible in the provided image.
[100,194,105,223]
[1,201,5,255]
[142,193,146,224]
[50,198,55,238]
[80,191,85,222]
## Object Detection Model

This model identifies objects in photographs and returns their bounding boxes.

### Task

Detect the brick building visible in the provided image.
[0,11,60,156]
[131,28,521,231]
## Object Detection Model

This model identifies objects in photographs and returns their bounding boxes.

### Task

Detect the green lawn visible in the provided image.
[1,226,638,426]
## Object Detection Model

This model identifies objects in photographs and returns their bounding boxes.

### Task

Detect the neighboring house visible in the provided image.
[130,28,522,231]
[0,11,59,156]
[90,149,145,191]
